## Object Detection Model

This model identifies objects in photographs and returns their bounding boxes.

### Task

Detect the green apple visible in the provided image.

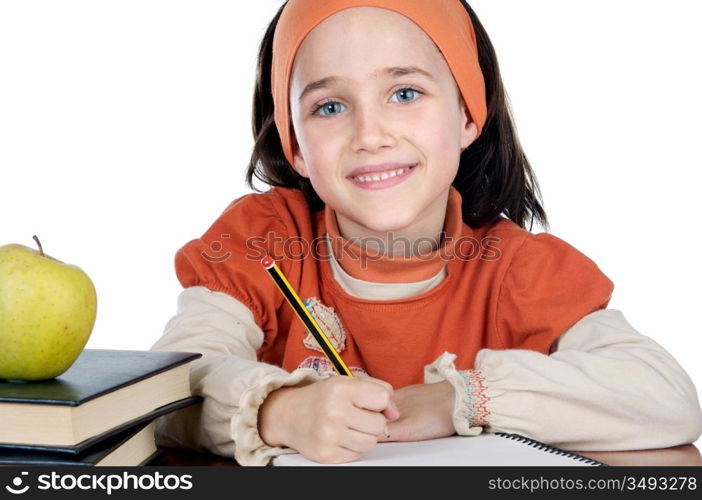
[0,236,97,381]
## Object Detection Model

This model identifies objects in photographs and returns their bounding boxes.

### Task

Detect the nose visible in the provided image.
[350,104,397,154]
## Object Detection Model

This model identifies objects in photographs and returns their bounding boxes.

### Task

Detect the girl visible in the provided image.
[151,0,702,465]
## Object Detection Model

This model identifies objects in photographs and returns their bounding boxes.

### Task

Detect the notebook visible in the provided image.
[272,433,603,466]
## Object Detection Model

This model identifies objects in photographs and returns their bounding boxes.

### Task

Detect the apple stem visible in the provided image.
[32,235,45,256]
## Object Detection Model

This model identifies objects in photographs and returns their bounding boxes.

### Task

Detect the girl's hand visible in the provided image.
[379,380,455,442]
[258,376,400,464]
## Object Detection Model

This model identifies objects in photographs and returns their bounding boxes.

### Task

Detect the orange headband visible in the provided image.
[271,0,487,167]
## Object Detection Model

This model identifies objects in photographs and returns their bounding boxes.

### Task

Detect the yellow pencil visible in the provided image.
[261,255,352,376]
[261,255,391,438]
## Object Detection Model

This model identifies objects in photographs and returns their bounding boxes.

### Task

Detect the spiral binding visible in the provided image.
[495,433,605,466]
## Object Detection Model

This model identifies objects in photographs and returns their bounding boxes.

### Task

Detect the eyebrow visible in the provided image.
[297,66,435,103]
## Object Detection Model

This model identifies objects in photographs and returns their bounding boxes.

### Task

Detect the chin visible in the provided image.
[358,212,415,234]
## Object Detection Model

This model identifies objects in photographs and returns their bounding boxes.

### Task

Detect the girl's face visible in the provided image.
[289,7,477,238]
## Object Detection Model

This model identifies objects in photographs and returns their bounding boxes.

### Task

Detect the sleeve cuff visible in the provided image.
[232,368,329,466]
[425,352,490,436]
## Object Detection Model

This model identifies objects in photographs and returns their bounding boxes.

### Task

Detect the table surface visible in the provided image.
[151,443,702,467]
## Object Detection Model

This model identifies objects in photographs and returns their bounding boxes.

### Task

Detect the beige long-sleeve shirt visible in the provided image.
[151,250,702,465]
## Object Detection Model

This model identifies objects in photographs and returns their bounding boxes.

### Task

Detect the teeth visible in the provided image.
[354,167,408,183]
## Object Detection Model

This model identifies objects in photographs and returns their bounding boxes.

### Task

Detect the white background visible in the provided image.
[1,0,701,438]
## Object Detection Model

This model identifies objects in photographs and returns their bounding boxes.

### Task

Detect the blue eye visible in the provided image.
[313,101,345,116]
[311,87,423,117]
[391,87,423,103]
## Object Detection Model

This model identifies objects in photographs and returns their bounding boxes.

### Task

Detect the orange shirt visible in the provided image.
[175,186,614,388]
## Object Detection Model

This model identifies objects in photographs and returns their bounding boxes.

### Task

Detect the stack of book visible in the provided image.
[0,349,202,466]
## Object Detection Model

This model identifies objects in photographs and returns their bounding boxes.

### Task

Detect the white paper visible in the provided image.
[272,434,598,466]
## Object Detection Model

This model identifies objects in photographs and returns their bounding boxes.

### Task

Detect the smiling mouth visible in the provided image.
[349,165,417,183]
[347,164,418,190]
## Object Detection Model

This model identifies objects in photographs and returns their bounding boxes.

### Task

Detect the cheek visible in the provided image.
[297,121,341,158]
[294,130,338,181]
[407,110,461,157]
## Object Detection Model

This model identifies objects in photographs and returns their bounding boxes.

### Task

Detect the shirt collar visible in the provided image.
[323,186,465,283]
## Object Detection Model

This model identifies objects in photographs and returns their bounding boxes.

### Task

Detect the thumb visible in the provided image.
[382,399,400,421]
[357,375,399,418]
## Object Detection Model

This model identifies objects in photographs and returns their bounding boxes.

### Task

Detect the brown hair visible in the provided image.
[246,0,549,231]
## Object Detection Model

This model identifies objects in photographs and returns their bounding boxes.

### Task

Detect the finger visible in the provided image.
[350,379,395,412]
[362,377,400,419]
[344,407,388,437]
[358,375,394,394]
[339,428,380,454]
[382,400,401,421]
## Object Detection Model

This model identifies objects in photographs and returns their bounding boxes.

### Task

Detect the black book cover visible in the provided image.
[0,349,201,405]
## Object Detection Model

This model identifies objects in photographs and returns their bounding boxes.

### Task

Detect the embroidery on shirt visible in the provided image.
[298,356,366,376]
[459,369,490,427]
[301,297,347,353]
